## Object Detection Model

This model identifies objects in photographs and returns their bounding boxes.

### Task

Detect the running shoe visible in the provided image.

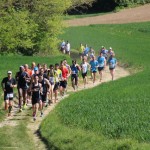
[8,113,11,117]
[19,108,22,112]
[40,112,44,117]
[23,104,27,110]
[33,117,36,121]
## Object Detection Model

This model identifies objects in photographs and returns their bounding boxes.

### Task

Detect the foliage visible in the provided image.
[0,0,95,55]
[40,22,150,149]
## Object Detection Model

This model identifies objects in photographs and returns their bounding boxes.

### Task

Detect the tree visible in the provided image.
[0,0,95,55]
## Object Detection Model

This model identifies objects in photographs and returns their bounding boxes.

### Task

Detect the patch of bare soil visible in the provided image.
[66,4,150,26]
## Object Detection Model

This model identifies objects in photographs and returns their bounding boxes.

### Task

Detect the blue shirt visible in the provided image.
[108,57,117,68]
[71,65,78,74]
[97,56,105,67]
[84,47,90,55]
[89,60,98,71]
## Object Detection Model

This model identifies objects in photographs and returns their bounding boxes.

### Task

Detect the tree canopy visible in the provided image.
[0,0,95,55]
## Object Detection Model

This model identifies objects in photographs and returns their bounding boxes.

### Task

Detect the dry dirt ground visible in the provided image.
[66,4,150,26]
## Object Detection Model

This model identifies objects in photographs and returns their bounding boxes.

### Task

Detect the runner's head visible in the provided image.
[63,59,67,65]
[55,63,59,70]
[37,63,42,69]
[40,68,44,75]
[39,73,43,80]
[91,56,95,60]
[72,60,76,65]
[7,71,12,78]
[43,64,47,70]
[24,64,29,71]
[20,65,25,72]
[99,52,103,56]
[34,75,39,82]
[49,64,54,70]
[31,62,36,69]
[34,67,39,74]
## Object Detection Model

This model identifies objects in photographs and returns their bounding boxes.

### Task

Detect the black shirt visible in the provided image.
[16,71,29,88]
[1,77,16,93]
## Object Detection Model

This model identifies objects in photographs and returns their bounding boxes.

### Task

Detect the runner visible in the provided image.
[97,52,106,82]
[53,63,62,103]
[29,75,42,121]
[89,47,95,60]
[15,66,29,111]
[60,40,66,54]
[65,41,71,56]
[100,46,108,60]
[31,66,39,83]
[63,59,71,92]
[79,43,85,60]
[43,64,48,74]
[59,61,69,97]
[24,64,32,104]
[31,62,36,75]
[47,64,55,104]
[1,71,17,116]
[83,44,90,58]
[89,56,98,84]
[70,60,81,91]
[107,53,117,80]
[108,47,115,58]
[38,73,50,117]
[80,58,90,88]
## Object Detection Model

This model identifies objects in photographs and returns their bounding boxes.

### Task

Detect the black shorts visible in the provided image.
[92,70,97,73]
[53,82,59,91]
[32,93,41,105]
[59,81,67,89]
[71,74,78,81]
[41,94,47,103]
[98,67,104,71]
[82,72,87,79]
[4,92,13,101]
[109,67,115,70]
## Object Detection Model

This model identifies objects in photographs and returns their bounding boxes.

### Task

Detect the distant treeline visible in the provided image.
[68,0,150,14]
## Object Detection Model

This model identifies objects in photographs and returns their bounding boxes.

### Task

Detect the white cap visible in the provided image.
[109,47,112,50]
[7,71,12,74]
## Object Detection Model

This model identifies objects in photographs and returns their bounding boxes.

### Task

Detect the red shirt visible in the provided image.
[61,66,68,79]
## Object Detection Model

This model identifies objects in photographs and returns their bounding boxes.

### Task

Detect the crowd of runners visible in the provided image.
[1,44,117,121]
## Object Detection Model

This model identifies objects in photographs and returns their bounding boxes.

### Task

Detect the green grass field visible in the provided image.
[40,22,150,149]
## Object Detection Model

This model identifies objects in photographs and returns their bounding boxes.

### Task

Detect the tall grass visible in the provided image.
[40,22,150,149]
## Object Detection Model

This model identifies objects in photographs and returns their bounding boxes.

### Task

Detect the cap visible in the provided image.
[20,65,24,69]
[34,67,38,71]
[8,71,12,74]
[109,47,112,50]
[101,46,104,48]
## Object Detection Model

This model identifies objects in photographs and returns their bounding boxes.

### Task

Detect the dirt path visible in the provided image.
[66,4,150,26]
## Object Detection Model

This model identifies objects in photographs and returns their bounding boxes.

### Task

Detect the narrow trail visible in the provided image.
[0,65,130,149]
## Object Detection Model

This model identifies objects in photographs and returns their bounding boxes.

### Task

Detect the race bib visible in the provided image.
[49,77,54,82]
[72,71,76,74]
[6,93,13,98]
[99,63,104,67]
[110,63,115,68]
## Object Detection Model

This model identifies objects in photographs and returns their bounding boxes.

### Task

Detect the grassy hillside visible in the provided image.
[40,22,150,149]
